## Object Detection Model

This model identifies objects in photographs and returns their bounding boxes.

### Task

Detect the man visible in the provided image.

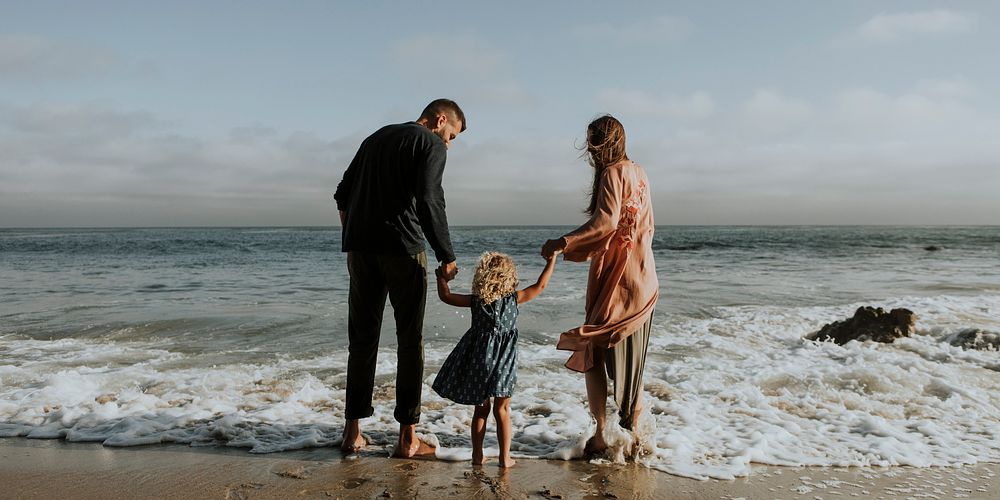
[333,99,465,458]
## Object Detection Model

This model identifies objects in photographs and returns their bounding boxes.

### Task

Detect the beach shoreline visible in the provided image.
[4,227,1000,493]
[3,438,998,499]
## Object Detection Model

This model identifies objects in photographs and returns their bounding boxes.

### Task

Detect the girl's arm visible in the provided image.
[436,269,473,307]
[516,255,557,304]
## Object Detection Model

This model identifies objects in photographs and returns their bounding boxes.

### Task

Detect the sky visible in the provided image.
[1,1,998,227]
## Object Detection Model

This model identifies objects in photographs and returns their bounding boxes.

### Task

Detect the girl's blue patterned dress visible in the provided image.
[432,293,518,405]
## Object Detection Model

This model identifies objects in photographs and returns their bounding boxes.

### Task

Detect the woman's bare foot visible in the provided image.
[391,425,437,458]
[391,438,436,458]
[340,420,366,453]
[583,434,607,456]
[631,396,644,425]
[472,449,485,466]
[498,457,516,468]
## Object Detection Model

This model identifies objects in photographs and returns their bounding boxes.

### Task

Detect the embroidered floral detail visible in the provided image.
[615,179,647,250]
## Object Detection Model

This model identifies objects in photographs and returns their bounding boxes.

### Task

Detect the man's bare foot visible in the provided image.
[498,457,516,468]
[340,420,366,453]
[583,434,607,457]
[472,449,485,465]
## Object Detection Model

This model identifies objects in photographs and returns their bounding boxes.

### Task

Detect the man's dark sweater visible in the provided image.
[334,122,456,264]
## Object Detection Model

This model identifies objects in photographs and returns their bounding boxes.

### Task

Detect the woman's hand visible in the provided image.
[541,238,566,259]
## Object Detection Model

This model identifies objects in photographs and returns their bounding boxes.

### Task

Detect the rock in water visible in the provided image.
[806,306,916,345]
[924,245,941,251]
[948,329,1000,351]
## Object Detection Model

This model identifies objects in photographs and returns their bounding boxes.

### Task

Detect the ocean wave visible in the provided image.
[2,294,999,479]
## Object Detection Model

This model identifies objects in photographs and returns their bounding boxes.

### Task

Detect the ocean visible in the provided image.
[1,226,999,479]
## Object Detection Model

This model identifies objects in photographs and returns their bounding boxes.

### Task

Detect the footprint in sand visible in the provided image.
[342,477,367,489]
[224,482,264,500]
[274,467,311,480]
[395,462,419,471]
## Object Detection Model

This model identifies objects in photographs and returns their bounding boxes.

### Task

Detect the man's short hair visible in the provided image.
[420,99,466,132]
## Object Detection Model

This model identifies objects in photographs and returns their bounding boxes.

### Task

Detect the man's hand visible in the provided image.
[541,238,566,259]
[438,261,458,281]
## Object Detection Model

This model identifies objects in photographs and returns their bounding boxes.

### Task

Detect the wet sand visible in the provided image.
[2,438,998,499]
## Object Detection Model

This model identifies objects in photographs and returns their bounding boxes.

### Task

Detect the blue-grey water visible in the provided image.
[2,226,999,478]
[2,226,998,349]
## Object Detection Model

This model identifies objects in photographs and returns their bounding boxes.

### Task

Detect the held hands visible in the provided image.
[541,238,566,260]
[437,261,458,281]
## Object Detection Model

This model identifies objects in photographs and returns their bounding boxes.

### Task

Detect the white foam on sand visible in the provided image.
[1,294,999,479]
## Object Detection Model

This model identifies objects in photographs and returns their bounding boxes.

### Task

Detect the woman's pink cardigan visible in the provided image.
[557,160,658,373]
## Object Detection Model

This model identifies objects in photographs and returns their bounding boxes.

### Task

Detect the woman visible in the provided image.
[541,115,658,455]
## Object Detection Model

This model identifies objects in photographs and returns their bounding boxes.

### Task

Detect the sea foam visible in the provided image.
[2,294,999,479]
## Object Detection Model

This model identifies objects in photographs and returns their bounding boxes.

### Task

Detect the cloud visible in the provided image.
[842,10,977,44]
[447,137,583,188]
[393,32,506,80]
[0,34,121,80]
[391,32,533,108]
[3,73,999,227]
[572,16,693,45]
[0,102,360,226]
[0,100,592,226]
[5,102,167,136]
[596,89,715,120]
[737,89,813,138]
[912,76,976,100]
[829,79,975,139]
[612,79,1000,224]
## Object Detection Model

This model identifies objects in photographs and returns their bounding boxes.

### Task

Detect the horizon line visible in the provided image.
[2,224,999,230]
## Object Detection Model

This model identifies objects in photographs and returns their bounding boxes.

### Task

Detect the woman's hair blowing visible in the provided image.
[583,115,629,217]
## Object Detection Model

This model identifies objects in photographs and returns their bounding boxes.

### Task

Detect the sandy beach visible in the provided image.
[3,438,997,499]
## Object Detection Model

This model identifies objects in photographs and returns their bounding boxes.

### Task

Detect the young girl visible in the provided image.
[432,251,557,468]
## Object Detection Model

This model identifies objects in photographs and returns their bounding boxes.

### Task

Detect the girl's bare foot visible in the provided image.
[499,457,516,468]
[472,449,485,466]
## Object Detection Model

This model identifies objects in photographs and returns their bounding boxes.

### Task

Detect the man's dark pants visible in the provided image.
[345,251,428,425]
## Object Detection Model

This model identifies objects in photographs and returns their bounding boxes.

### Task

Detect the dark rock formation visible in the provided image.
[948,329,1000,351]
[806,306,917,345]
[924,245,941,251]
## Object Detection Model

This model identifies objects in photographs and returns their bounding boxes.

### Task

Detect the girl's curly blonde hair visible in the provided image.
[471,252,518,305]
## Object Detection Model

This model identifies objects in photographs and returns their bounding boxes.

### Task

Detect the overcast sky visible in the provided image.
[2,1,998,227]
